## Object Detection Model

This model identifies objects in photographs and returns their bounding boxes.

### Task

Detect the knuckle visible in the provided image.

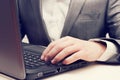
[63,48,69,54]
[65,36,71,39]
[49,41,56,47]
[63,36,71,40]
[74,55,80,59]
[53,57,60,62]
[54,45,63,50]
[45,54,52,59]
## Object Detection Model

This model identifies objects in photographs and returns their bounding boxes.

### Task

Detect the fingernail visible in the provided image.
[45,57,48,61]
[41,55,44,60]
[51,59,56,64]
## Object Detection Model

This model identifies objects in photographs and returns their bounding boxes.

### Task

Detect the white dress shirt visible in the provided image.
[42,0,70,40]
[41,0,117,61]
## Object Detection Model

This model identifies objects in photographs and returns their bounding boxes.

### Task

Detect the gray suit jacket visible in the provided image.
[17,0,120,64]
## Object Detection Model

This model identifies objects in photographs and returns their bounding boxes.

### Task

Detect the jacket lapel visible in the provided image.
[30,0,51,45]
[61,0,86,37]
[30,0,41,22]
[30,0,86,40]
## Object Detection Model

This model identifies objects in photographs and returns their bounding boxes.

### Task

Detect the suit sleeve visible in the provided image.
[100,0,120,64]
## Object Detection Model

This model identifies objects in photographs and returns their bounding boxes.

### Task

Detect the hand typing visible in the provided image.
[41,36,106,65]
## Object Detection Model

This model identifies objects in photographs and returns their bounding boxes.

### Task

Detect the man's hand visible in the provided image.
[41,36,106,65]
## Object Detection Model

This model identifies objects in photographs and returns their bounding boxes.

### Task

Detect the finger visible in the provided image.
[41,37,69,60]
[41,41,56,60]
[62,50,85,65]
[43,41,74,61]
[51,45,80,64]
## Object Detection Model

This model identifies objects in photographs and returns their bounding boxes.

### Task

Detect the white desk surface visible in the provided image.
[0,63,120,80]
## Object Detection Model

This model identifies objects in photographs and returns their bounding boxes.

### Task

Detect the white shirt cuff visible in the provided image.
[89,39,118,61]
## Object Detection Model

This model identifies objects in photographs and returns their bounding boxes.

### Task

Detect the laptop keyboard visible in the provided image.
[23,48,86,70]
[24,50,46,69]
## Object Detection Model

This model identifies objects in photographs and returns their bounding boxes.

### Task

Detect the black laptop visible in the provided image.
[0,0,88,80]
